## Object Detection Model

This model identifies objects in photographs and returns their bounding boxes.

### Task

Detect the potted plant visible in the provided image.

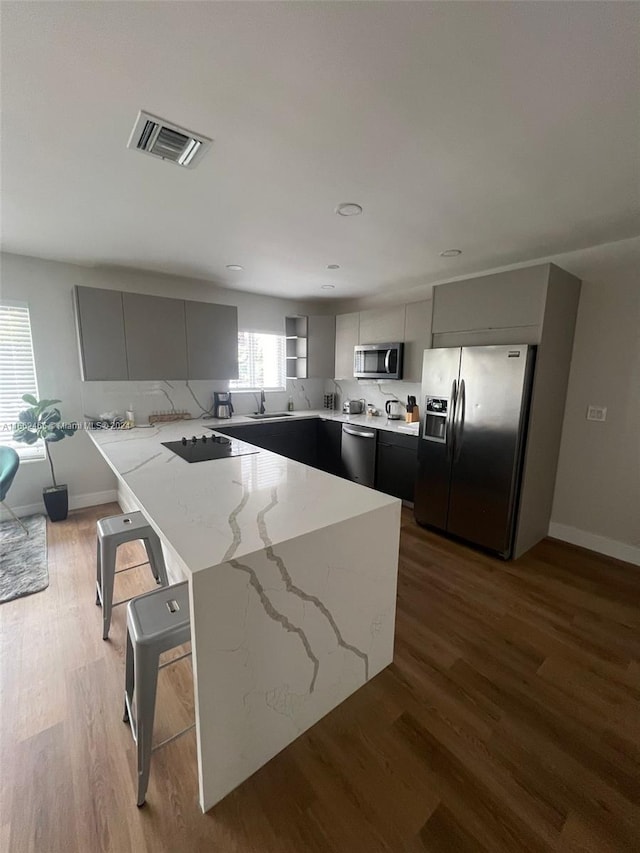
[13,394,76,521]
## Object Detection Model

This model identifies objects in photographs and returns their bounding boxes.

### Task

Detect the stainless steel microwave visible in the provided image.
[354,342,404,380]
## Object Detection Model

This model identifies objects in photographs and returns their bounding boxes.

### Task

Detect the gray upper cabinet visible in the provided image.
[431,266,548,347]
[307,315,336,379]
[358,305,405,344]
[335,312,360,379]
[123,293,188,380]
[402,299,432,381]
[185,300,238,380]
[74,286,128,380]
[75,286,240,381]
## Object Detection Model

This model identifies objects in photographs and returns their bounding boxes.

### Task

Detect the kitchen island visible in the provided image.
[89,418,401,812]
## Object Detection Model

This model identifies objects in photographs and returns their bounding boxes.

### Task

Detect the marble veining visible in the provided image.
[222,486,251,562]
[229,556,320,692]
[257,487,369,681]
[120,450,163,476]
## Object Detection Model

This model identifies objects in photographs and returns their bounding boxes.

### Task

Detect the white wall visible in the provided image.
[0,252,327,512]
[549,248,640,563]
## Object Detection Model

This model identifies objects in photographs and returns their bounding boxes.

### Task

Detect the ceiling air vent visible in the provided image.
[127,111,212,168]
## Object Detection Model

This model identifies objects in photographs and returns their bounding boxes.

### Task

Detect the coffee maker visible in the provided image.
[213,391,233,419]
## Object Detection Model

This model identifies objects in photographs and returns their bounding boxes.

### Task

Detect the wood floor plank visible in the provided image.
[2,502,639,851]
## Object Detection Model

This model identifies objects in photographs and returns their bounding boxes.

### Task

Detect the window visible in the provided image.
[0,301,45,460]
[229,331,286,392]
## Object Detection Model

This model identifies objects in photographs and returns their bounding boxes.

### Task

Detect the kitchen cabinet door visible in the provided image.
[74,286,128,381]
[123,293,187,380]
[403,299,432,382]
[358,305,405,345]
[307,315,336,379]
[317,419,344,476]
[186,300,239,380]
[431,266,547,343]
[376,434,418,502]
[334,312,359,379]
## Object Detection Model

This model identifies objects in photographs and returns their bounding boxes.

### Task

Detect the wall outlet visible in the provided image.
[586,405,607,422]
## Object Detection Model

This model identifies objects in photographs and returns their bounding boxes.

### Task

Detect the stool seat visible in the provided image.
[124,581,192,806]
[128,582,191,650]
[97,510,156,541]
[96,511,169,640]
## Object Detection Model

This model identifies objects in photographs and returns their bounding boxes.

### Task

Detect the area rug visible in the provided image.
[0,514,48,604]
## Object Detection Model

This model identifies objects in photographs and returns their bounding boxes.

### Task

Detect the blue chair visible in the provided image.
[0,446,29,535]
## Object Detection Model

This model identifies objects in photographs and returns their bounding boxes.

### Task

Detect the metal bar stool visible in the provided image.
[96,511,169,640]
[123,581,193,806]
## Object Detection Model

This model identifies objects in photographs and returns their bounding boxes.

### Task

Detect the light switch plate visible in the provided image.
[586,405,607,422]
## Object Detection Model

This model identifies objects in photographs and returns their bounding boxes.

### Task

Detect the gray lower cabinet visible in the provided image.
[215,419,317,467]
[186,300,238,380]
[123,292,188,380]
[375,431,419,502]
[317,418,344,476]
[74,286,128,380]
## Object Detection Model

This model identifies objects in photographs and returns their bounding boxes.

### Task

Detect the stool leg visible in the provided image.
[143,533,169,587]
[100,538,117,640]
[123,627,134,724]
[95,538,102,606]
[134,642,159,807]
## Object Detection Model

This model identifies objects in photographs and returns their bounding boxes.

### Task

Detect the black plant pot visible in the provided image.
[43,485,69,522]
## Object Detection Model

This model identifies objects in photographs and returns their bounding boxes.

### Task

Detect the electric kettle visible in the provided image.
[385,399,403,420]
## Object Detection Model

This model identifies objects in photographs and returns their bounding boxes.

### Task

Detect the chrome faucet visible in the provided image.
[259,389,266,414]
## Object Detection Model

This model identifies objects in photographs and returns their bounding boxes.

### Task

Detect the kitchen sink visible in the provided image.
[246,412,294,419]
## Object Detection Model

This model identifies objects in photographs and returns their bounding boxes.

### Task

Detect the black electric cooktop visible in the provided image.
[162,434,259,463]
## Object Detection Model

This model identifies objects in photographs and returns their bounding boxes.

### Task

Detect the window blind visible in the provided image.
[0,302,45,460]
[229,331,286,391]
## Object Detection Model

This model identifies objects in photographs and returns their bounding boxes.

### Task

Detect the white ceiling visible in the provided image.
[1,1,638,300]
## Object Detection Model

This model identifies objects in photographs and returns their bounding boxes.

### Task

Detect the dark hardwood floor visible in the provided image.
[1,503,639,852]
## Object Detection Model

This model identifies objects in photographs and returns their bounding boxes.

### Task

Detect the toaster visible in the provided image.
[343,399,365,415]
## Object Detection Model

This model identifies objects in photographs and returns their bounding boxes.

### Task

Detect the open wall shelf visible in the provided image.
[285,315,308,379]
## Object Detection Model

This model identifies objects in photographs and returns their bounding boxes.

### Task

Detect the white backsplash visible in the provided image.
[80,378,326,424]
[324,378,422,417]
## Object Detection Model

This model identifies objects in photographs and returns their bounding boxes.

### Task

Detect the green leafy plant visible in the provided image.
[13,394,76,488]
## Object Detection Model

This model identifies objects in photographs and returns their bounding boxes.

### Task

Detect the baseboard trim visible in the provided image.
[0,489,118,521]
[548,522,640,567]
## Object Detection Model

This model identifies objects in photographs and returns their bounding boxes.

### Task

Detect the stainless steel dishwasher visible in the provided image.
[341,424,376,487]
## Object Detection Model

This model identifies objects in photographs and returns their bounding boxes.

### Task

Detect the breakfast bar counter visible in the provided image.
[89,419,401,812]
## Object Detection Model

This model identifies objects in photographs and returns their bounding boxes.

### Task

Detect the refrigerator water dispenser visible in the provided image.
[424,397,448,443]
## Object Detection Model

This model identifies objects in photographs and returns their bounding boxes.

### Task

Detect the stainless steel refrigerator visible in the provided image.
[414,344,536,558]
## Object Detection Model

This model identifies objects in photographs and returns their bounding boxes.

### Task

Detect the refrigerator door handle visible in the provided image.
[446,379,458,459]
[454,378,466,462]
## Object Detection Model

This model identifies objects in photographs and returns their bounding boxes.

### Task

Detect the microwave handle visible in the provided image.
[384,349,392,373]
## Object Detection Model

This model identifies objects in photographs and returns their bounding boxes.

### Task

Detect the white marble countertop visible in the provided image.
[203,408,421,436]
[89,417,399,575]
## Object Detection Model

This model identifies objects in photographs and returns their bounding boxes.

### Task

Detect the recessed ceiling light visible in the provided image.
[321,284,336,290]
[225,264,244,271]
[440,249,462,257]
[327,264,340,270]
[336,203,363,217]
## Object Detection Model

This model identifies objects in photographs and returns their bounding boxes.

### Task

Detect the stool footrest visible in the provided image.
[152,724,196,753]
[115,561,150,575]
[158,650,192,671]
